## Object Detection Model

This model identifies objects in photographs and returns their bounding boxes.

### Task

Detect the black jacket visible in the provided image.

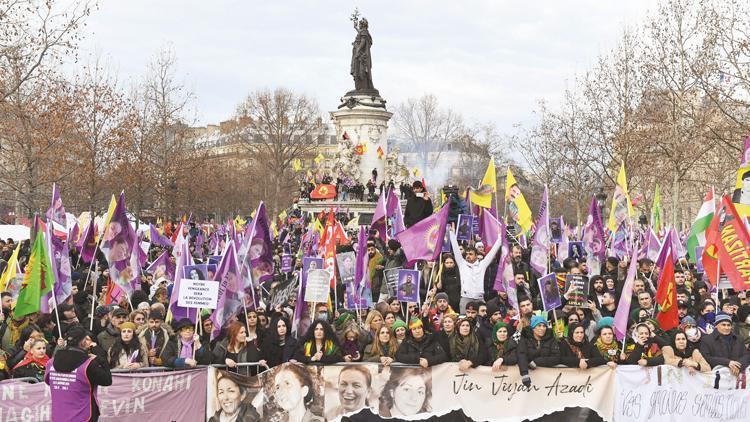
[211,338,262,376]
[395,333,447,367]
[46,348,112,422]
[259,336,298,368]
[518,328,561,374]
[404,193,433,228]
[486,338,520,367]
[699,330,749,370]
[559,339,607,367]
[162,337,211,368]
[447,334,488,367]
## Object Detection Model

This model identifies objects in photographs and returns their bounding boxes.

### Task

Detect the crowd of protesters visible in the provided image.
[0,180,749,420]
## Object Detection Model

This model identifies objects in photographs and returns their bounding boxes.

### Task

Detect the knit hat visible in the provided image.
[173,318,194,332]
[391,319,407,334]
[408,317,423,330]
[119,321,137,332]
[112,307,129,318]
[596,316,614,331]
[530,315,546,329]
[714,312,732,325]
[149,310,165,321]
[435,292,449,303]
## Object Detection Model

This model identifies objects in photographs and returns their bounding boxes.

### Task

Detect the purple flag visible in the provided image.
[655,230,673,270]
[642,228,660,262]
[354,226,369,290]
[370,191,388,241]
[557,216,569,261]
[99,193,138,297]
[77,219,97,264]
[147,251,176,282]
[395,202,449,263]
[613,245,639,341]
[239,202,275,287]
[530,186,550,275]
[149,224,174,248]
[209,242,244,340]
[670,226,686,261]
[68,223,79,246]
[611,222,629,259]
[45,183,66,227]
[480,208,501,247]
[385,187,405,238]
[195,230,205,259]
[47,224,72,305]
[169,235,197,323]
[582,196,606,276]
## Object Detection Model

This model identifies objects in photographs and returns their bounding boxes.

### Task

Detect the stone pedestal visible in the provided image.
[330,93,392,186]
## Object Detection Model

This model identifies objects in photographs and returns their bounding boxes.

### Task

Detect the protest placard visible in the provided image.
[383,267,402,297]
[304,269,330,303]
[177,278,219,309]
[564,274,588,307]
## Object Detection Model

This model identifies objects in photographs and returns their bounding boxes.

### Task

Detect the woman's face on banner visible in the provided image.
[217,377,243,415]
[338,370,369,412]
[274,369,307,411]
[393,374,426,415]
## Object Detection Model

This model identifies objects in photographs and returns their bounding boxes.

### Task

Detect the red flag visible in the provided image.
[342,131,350,140]
[655,250,678,331]
[310,184,337,200]
[702,195,750,290]
[321,211,337,288]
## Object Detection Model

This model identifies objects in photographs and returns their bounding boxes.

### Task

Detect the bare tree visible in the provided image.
[233,88,322,215]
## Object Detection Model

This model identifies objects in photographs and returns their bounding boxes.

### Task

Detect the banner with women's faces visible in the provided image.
[206,363,618,421]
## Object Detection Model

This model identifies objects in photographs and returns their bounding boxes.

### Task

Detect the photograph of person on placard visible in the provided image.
[302,257,324,286]
[336,252,356,285]
[207,370,261,422]
[208,255,222,266]
[206,264,217,281]
[568,241,585,260]
[549,217,562,243]
[323,365,376,420]
[537,273,562,311]
[378,367,432,418]
[397,269,420,303]
[184,264,208,281]
[456,214,472,241]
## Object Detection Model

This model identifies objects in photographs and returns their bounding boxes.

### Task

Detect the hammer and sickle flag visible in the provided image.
[310,184,337,200]
[655,249,679,331]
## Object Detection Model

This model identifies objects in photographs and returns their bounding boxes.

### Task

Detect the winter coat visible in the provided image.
[559,339,607,367]
[212,338,262,376]
[395,333,447,367]
[518,328,561,375]
[162,337,211,368]
[137,324,173,367]
[699,330,749,371]
[259,336,297,369]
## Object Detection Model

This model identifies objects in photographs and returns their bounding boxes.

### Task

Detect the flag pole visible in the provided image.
[50,288,64,341]
[90,261,99,331]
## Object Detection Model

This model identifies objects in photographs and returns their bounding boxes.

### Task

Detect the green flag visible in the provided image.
[651,184,662,233]
[14,228,54,317]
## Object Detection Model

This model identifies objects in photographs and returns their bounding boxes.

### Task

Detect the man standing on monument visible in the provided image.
[405,181,433,228]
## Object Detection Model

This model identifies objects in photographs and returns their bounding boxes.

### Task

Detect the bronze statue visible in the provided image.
[350,9,376,93]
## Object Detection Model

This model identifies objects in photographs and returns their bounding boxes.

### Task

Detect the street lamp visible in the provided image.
[595,187,607,224]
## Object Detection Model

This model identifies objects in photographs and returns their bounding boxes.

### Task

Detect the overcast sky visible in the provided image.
[77,0,654,132]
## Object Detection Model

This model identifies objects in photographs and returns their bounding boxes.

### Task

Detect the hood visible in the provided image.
[52,348,89,373]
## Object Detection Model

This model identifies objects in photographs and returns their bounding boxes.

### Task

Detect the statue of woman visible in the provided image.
[351,17,375,91]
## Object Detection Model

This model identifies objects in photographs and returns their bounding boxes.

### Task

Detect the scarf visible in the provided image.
[303,339,336,357]
[448,332,478,360]
[13,351,49,372]
[179,338,194,360]
[594,338,620,362]
[342,339,359,358]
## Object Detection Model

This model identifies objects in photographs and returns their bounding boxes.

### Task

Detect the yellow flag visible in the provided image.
[270,222,278,237]
[103,194,117,228]
[292,158,302,172]
[607,162,634,232]
[279,210,287,221]
[412,168,421,177]
[505,168,533,233]
[314,153,325,165]
[0,243,20,292]
[314,218,325,237]
[469,159,496,208]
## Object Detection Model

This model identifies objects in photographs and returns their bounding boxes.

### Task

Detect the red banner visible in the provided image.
[310,184,336,200]
[703,195,750,290]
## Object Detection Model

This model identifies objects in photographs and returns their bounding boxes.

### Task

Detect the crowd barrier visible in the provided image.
[1,363,748,421]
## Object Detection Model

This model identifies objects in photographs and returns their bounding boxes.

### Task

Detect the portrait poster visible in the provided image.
[302,257,324,286]
[397,269,420,302]
[383,267,402,297]
[549,217,563,244]
[568,241,585,260]
[335,251,356,286]
[304,269,330,303]
[456,214,473,241]
[281,254,293,273]
[537,273,562,311]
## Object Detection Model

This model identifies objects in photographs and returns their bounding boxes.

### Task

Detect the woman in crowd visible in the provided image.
[364,325,398,365]
[434,313,457,357]
[448,318,486,370]
[12,338,49,381]
[163,318,211,368]
[107,321,149,369]
[662,331,710,373]
[387,297,404,321]
[129,310,147,329]
[559,322,605,369]
[379,368,432,417]
[260,316,297,369]
[271,363,324,422]
[518,316,560,386]
[622,323,665,366]
[593,325,621,368]
[244,310,262,344]
[212,321,262,376]
[340,323,363,362]
[362,310,384,346]
[383,311,398,329]
[486,321,520,372]
[208,372,259,422]
[395,318,447,368]
[436,255,461,312]
[391,320,407,345]
[5,324,51,370]
[293,320,342,364]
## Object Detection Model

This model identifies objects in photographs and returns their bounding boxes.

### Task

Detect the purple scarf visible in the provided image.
[179,339,194,360]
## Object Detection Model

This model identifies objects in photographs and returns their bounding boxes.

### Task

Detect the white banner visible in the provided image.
[177,278,219,309]
[614,365,750,422]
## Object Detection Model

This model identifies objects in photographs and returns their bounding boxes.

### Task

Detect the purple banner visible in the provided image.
[0,369,207,422]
